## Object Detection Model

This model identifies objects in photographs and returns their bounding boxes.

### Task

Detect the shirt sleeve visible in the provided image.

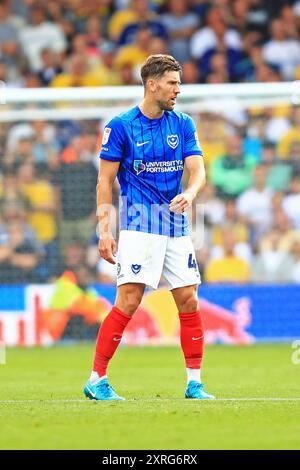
[99,117,125,162]
[183,115,203,159]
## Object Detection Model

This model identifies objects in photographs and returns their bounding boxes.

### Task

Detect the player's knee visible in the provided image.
[180,294,199,313]
[118,290,143,316]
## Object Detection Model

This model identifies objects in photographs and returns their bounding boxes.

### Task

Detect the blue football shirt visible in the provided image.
[100,106,203,236]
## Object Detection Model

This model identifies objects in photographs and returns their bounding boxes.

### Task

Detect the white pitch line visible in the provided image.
[0,398,300,404]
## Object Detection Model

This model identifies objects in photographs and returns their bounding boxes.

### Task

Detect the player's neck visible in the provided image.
[139,100,164,120]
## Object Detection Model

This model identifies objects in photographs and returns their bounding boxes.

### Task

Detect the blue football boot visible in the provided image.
[84,378,125,401]
[185,381,215,400]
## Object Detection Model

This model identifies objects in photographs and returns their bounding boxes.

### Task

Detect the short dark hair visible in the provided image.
[140,54,182,86]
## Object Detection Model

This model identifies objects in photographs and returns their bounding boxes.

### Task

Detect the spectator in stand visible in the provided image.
[235,43,264,82]
[50,53,101,87]
[17,161,59,278]
[264,105,291,145]
[209,133,257,198]
[285,141,300,175]
[0,0,20,80]
[181,60,200,84]
[147,36,169,56]
[252,229,293,283]
[159,0,199,63]
[243,111,267,161]
[211,199,250,254]
[59,237,88,275]
[69,33,101,69]
[210,221,252,265]
[117,1,167,46]
[207,51,230,82]
[0,202,43,283]
[108,0,161,44]
[17,161,57,246]
[3,135,35,169]
[228,0,250,36]
[280,4,299,40]
[30,120,60,171]
[53,135,98,250]
[254,62,283,83]
[19,4,67,72]
[289,241,300,283]
[190,7,243,81]
[260,142,292,191]
[278,106,300,159]
[262,18,300,80]
[204,230,250,283]
[199,182,225,226]
[282,174,300,230]
[37,48,63,86]
[246,0,269,37]
[90,42,123,86]
[113,25,152,78]
[197,112,227,169]
[260,208,300,253]
[0,166,29,217]
[236,163,274,241]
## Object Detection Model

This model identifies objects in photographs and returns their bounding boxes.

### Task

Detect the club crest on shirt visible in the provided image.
[167,134,179,149]
[131,264,141,274]
[133,160,146,175]
[102,127,111,145]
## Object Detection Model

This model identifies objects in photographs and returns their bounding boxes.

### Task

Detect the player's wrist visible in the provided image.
[185,189,197,200]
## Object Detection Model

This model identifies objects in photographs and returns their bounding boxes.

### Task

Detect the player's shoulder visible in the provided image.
[165,110,195,125]
[105,106,140,129]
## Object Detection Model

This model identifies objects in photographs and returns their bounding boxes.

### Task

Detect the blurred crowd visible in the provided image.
[1,0,300,285]
[2,0,300,86]
[1,104,300,285]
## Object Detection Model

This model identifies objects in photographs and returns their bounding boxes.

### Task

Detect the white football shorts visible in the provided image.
[116,230,201,290]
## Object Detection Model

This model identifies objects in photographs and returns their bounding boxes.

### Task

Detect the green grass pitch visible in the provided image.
[0,343,299,450]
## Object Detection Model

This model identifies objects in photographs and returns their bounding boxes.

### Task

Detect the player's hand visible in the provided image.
[169,191,194,214]
[98,236,117,264]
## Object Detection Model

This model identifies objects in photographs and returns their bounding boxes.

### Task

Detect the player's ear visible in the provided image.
[147,78,157,93]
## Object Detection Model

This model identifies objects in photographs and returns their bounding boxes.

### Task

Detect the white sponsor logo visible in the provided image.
[113,337,121,342]
[192,336,203,341]
[102,127,111,145]
[136,141,149,147]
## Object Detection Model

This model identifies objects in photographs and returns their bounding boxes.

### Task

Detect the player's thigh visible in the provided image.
[117,230,167,289]
[115,282,146,316]
[171,284,199,313]
[162,235,201,290]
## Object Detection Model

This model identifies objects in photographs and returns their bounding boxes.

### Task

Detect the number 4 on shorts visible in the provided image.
[188,253,196,269]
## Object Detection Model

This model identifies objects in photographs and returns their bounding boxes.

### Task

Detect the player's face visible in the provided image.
[154,71,181,111]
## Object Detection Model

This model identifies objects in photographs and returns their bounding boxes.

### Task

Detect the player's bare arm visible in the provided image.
[169,155,206,214]
[96,159,120,264]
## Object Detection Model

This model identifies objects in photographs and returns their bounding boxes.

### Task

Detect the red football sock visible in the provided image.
[93,306,131,377]
[179,311,204,369]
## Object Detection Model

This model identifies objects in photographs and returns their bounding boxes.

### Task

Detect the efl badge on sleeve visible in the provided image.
[102,127,111,145]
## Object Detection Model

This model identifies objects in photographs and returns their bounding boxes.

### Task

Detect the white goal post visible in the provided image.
[0,81,298,122]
